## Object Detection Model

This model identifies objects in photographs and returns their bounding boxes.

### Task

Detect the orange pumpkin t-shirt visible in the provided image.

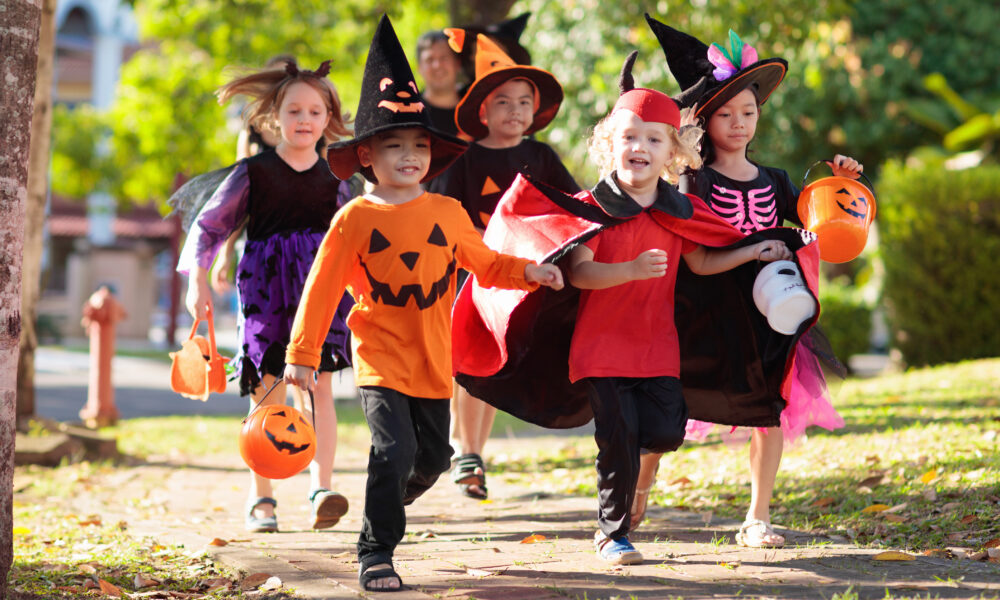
[286,192,537,399]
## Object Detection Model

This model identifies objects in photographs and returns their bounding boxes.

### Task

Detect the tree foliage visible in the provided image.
[52,0,449,208]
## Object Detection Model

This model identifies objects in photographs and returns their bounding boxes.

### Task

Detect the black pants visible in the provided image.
[586,376,688,540]
[356,386,452,565]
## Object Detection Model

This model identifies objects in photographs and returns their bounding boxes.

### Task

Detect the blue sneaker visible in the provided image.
[594,530,643,565]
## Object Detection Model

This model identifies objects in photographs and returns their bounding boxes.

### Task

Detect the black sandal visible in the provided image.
[451,453,488,500]
[359,555,403,592]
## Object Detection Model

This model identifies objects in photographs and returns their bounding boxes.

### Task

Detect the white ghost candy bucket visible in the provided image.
[752,260,817,335]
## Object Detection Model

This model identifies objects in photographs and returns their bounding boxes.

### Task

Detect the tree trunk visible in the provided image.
[448,0,518,27]
[17,0,56,432]
[0,1,43,594]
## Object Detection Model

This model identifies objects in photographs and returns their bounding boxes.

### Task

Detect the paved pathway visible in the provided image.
[30,349,1000,599]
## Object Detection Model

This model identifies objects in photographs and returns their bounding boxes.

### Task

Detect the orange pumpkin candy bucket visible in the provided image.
[239,386,317,479]
[797,161,877,263]
[169,305,229,401]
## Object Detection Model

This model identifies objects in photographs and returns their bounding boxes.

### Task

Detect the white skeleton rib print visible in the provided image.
[710,184,778,235]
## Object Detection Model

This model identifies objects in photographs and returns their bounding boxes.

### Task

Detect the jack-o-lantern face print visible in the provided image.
[377,77,426,114]
[360,223,456,309]
[264,409,313,455]
[835,186,870,219]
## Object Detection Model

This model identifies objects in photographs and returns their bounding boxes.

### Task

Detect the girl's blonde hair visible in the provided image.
[217,60,352,142]
[588,110,703,183]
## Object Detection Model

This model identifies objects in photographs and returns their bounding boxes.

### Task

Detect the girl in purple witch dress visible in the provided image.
[177,60,355,533]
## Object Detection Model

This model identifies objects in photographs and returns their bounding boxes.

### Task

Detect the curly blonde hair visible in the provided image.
[217,60,352,142]
[588,110,703,183]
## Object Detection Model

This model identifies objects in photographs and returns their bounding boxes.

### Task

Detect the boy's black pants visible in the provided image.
[586,376,688,540]
[356,386,452,564]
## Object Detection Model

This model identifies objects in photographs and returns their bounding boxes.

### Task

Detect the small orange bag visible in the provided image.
[169,306,230,401]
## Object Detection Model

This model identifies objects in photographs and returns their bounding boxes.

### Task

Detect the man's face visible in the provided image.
[418,40,460,94]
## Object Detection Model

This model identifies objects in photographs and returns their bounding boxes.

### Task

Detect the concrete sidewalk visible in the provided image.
[31,349,1000,599]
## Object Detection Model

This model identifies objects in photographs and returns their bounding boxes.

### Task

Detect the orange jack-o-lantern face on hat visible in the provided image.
[360,222,456,309]
[239,405,316,479]
[377,77,426,114]
[835,186,870,219]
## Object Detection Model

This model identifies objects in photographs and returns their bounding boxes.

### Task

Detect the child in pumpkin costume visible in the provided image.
[633,16,865,547]
[177,59,355,533]
[428,33,580,500]
[283,16,563,592]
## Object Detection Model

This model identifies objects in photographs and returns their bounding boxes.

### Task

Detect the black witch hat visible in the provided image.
[644,13,787,120]
[327,15,468,183]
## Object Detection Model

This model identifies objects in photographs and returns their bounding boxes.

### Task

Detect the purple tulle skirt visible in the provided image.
[684,341,845,445]
[234,229,352,396]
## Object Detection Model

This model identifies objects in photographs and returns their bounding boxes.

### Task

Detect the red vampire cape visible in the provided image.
[452,174,821,429]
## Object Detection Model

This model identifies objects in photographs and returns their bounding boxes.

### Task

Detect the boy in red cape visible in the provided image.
[451,53,822,563]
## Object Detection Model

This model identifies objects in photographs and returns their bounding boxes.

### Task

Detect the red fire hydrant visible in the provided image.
[79,285,127,428]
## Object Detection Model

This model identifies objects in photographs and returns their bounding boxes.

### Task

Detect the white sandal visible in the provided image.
[736,518,785,548]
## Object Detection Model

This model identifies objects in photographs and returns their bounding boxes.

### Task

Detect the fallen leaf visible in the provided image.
[519,534,546,544]
[200,577,231,591]
[948,547,970,559]
[98,578,123,596]
[885,503,908,513]
[872,551,915,561]
[479,499,493,504]
[811,497,836,508]
[239,572,272,591]
[985,539,1000,549]
[969,551,988,561]
[259,576,282,591]
[134,574,160,589]
[12,526,30,535]
[884,514,907,523]
[960,515,976,525]
[923,488,937,501]
[669,476,692,487]
[919,469,938,484]
[941,501,961,511]
[79,564,98,575]
[417,530,437,539]
[78,516,102,527]
[207,538,228,546]
[922,548,949,557]
[862,504,891,513]
[857,475,885,488]
[947,532,967,541]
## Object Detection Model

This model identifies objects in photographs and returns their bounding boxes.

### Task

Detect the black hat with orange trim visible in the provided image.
[644,13,787,120]
[450,33,563,140]
[327,15,468,183]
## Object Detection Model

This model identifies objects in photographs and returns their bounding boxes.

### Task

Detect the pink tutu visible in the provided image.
[685,341,844,445]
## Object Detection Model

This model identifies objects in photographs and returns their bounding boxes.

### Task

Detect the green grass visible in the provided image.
[492,358,1000,553]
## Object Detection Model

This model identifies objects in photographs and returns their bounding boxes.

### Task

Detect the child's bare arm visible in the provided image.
[567,244,668,290]
[683,240,791,275]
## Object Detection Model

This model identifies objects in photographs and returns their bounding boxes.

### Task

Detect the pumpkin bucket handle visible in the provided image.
[802,160,877,219]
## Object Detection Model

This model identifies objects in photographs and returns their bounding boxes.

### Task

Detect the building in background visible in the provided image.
[40,0,180,342]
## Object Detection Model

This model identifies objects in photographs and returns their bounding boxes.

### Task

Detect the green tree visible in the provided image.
[52,0,449,208]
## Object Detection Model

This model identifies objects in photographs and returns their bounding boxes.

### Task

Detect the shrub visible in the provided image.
[818,277,873,365]
[877,161,1000,365]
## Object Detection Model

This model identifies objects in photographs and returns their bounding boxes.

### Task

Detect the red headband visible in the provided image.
[611,88,680,128]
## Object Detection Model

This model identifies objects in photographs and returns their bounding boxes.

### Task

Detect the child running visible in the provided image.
[566,61,793,564]
[177,59,355,533]
[282,16,563,592]
[429,33,580,500]
[635,16,863,547]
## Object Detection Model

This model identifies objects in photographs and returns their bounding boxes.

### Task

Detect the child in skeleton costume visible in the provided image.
[637,15,864,547]
[450,52,821,565]
[282,16,564,592]
[428,32,580,500]
[178,59,356,534]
